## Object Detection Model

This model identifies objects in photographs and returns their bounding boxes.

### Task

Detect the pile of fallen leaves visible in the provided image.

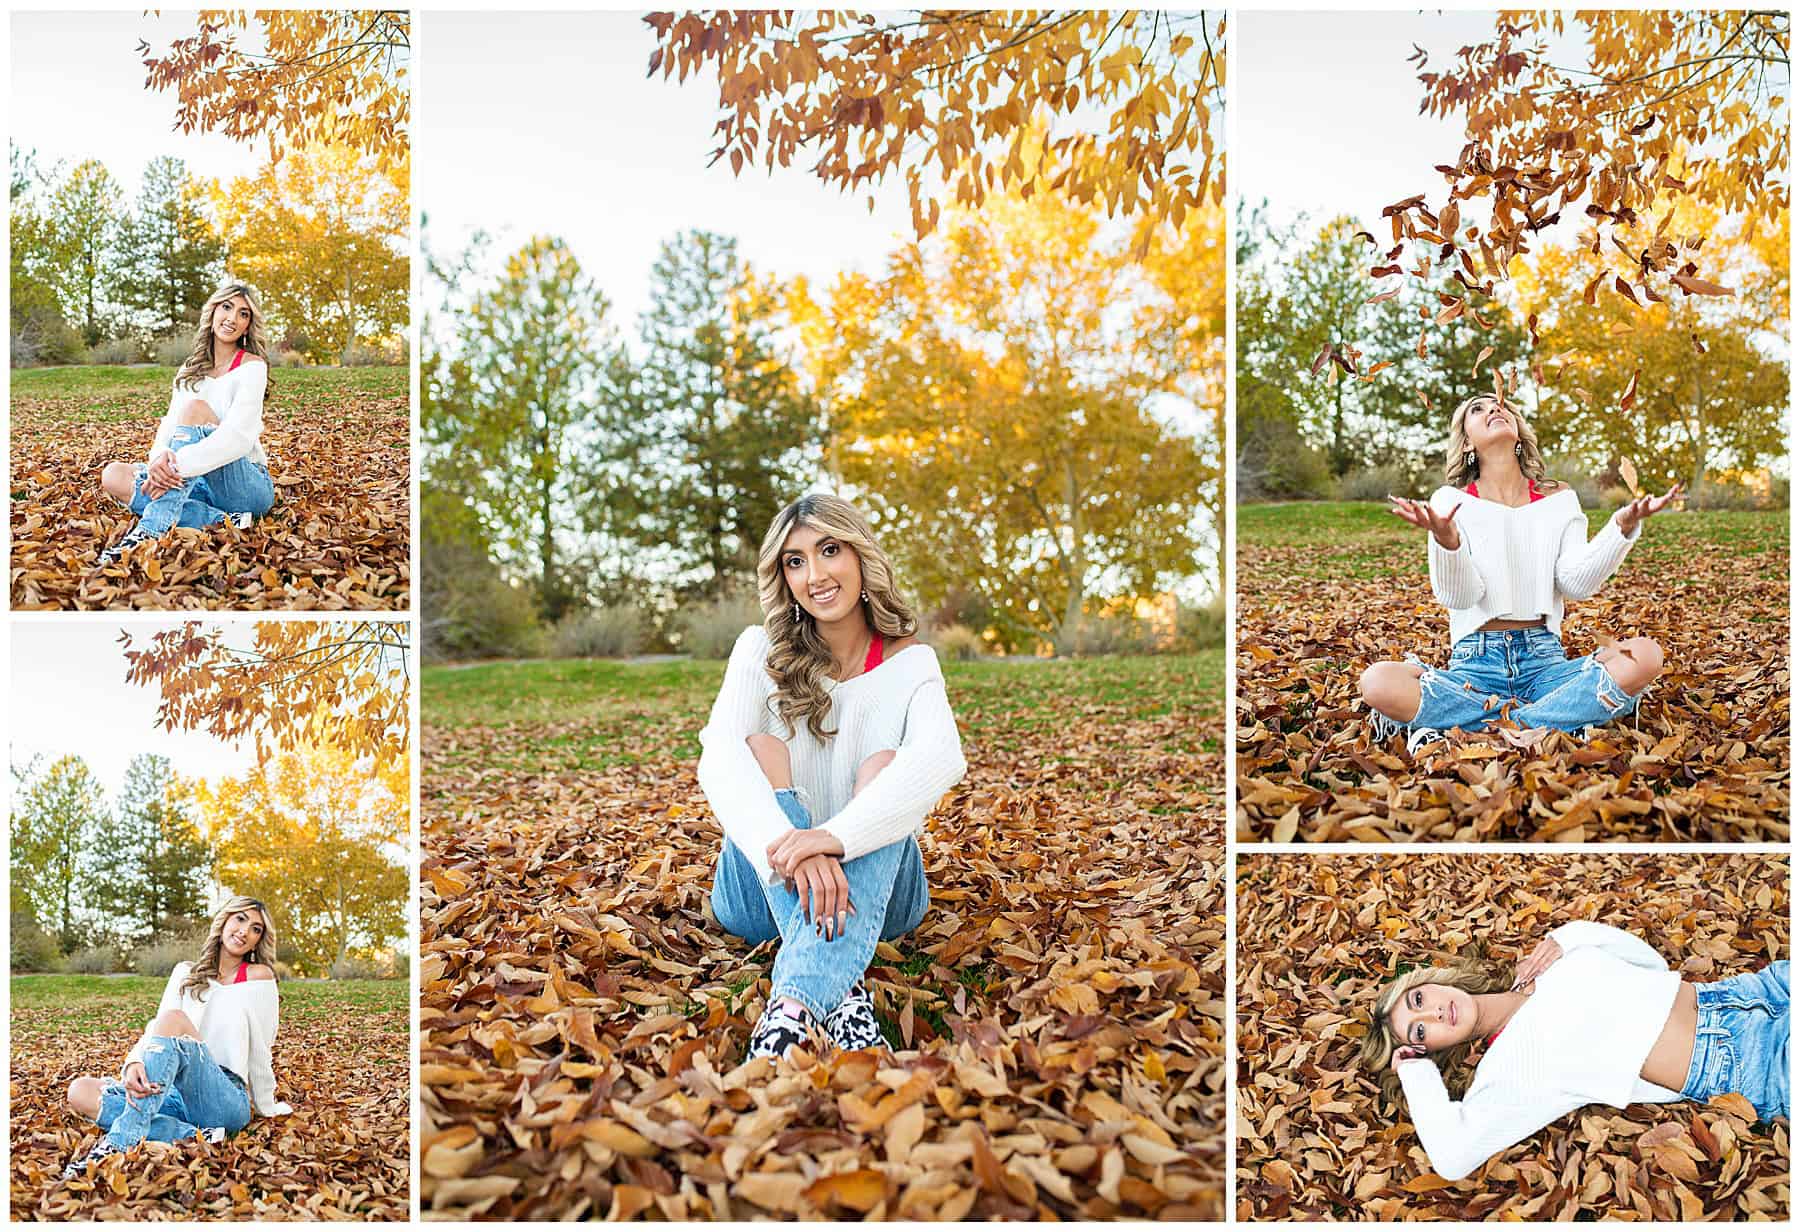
[10,382,409,610]
[10,983,410,1220]
[1238,516,1789,840]
[421,668,1223,1219]
[1237,852,1790,1221]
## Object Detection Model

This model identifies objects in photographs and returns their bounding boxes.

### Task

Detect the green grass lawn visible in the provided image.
[425,650,1226,775]
[1240,500,1789,585]
[10,974,407,1037]
[9,364,407,425]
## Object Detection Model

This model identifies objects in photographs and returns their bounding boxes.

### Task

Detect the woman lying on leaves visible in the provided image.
[1360,392,1681,756]
[62,896,292,1180]
[698,493,968,1062]
[95,282,276,570]
[1359,919,1789,1181]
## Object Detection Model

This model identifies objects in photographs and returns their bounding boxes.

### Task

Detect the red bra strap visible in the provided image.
[863,634,884,672]
[228,349,246,373]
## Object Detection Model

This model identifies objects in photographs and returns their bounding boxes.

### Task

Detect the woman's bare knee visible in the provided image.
[1359,661,1424,723]
[853,749,896,795]
[1602,638,1664,694]
[99,462,136,504]
[67,1077,103,1120]
[150,1009,198,1039]
[176,399,219,427]
[745,733,791,789]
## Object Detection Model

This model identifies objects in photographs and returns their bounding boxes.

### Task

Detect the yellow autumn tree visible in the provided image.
[1511,199,1789,496]
[122,621,410,778]
[195,738,408,976]
[140,10,410,169]
[212,144,409,363]
[646,10,1225,240]
[794,179,1217,648]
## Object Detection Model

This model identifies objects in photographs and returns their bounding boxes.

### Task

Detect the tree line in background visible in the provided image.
[1237,200,1788,506]
[423,187,1225,662]
[9,142,407,368]
[10,743,407,979]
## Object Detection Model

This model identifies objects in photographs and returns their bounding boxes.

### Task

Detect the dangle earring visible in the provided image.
[1514,442,1525,459]
[1464,450,1477,473]
[791,600,801,623]
[860,588,868,603]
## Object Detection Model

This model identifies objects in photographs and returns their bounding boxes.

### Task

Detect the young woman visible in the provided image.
[95,282,277,569]
[698,493,967,1061]
[1361,393,1681,754]
[1360,919,1788,1181]
[62,897,293,1179]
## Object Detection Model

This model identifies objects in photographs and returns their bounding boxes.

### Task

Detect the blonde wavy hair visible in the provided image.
[756,494,919,742]
[175,282,276,392]
[179,896,279,1002]
[1358,951,1510,1110]
[1443,394,1560,491]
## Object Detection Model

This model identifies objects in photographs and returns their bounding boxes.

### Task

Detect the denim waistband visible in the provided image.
[1453,625,1556,653]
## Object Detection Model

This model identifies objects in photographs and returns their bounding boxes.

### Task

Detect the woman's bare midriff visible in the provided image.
[1480,616,1548,631]
[1640,981,1699,1091]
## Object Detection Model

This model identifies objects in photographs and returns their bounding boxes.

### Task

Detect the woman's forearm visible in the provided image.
[819,682,967,861]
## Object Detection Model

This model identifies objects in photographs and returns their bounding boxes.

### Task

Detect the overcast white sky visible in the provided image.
[11,10,270,192]
[11,620,260,803]
[1236,9,1506,234]
[416,9,920,337]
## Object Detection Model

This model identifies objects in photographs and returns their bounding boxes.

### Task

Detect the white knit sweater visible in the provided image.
[1425,486,1639,646]
[123,962,292,1118]
[697,625,968,887]
[151,358,270,477]
[1395,921,1683,1180]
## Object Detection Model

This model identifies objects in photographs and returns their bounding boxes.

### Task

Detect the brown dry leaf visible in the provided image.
[1235,853,1789,1221]
[1618,457,1641,498]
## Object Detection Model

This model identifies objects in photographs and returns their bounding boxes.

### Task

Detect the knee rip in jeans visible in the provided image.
[1583,656,1637,715]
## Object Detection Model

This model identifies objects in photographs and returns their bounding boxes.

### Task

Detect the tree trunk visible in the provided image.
[1688,367,1707,498]
[1060,455,1085,638]
[339,262,356,365]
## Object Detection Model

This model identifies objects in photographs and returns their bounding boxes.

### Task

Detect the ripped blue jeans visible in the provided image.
[100,1036,251,1151]
[1681,961,1789,1123]
[127,424,275,537]
[1373,625,1644,741]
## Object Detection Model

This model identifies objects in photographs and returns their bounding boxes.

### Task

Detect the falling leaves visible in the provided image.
[11,980,409,1220]
[420,661,1224,1219]
[1237,852,1789,1220]
[10,371,410,610]
[1237,507,1788,841]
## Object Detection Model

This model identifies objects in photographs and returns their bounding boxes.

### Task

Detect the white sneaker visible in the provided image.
[228,512,253,530]
[1405,726,1445,756]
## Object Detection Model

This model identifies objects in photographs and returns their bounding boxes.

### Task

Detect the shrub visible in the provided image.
[66,943,121,974]
[11,913,62,972]
[11,303,85,366]
[551,605,648,659]
[927,623,986,661]
[151,334,192,367]
[1176,595,1228,651]
[1236,398,1335,501]
[421,524,545,662]
[1053,612,1159,657]
[330,950,395,980]
[85,336,146,365]
[343,341,397,367]
[1691,478,1774,511]
[674,591,763,659]
[272,347,307,368]
[130,932,207,976]
[1336,457,1435,503]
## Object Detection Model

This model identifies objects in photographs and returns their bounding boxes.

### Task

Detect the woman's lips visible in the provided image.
[1449,1001,1457,1028]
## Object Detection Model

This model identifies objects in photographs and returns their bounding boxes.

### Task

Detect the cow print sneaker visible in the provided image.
[824,980,885,1052]
[746,1000,816,1062]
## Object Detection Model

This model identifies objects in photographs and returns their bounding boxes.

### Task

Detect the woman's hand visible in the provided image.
[1390,495,1463,551]
[766,827,846,881]
[790,853,855,939]
[122,1062,159,1100]
[1511,936,1563,991]
[1615,483,1683,537]
[145,450,181,497]
[1390,1045,1428,1069]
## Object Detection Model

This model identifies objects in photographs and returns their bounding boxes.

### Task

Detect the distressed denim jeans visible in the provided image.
[1375,625,1644,741]
[711,788,928,1020]
[1681,960,1789,1123]
[128,424,275,536]
[100,1036,251,1151]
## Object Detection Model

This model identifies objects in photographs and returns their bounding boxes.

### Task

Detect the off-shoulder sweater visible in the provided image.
[697,625,968,887]
[123,961,293,1117]
[1395,921,1684,1181]
[151,357,270,477]
[1425,486,1640,646]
